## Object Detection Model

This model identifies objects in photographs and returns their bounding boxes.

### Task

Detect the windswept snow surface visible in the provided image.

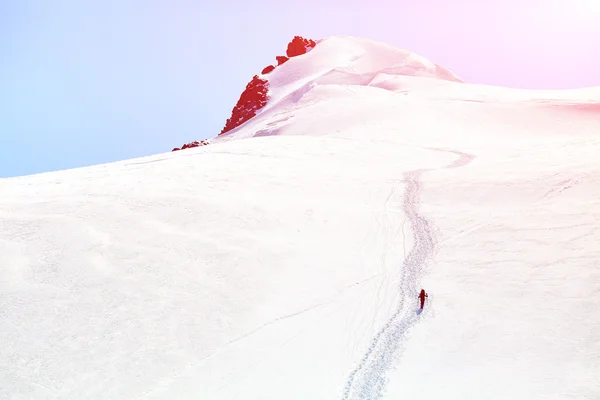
[1,36,600,399]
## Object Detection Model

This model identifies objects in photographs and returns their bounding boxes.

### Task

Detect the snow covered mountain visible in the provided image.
[1,36,600,400]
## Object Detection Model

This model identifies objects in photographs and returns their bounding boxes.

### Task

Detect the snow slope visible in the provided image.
[1,36,599,399]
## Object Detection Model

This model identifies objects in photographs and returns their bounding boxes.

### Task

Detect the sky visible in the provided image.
[1,0,599,177]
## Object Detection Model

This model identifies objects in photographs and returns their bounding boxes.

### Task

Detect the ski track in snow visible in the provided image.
[342,148,475,400]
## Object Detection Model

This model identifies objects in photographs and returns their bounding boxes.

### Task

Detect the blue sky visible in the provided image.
[1,0,599,177]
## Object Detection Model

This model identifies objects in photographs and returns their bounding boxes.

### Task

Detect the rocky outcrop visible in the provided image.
[276,56,289,66]
[172,36,317,149]
[286,36,316,57]
[172,139,209,152]
[219,75,269,135]
[261,65,276,75]
[218,36,316,136]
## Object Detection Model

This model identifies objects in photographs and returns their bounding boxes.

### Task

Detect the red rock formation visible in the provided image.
[276,55,289,66]
[261,65,276,74]
[172,35,318,147]
[218,37,316,136]
[172,139,209,152]
[219,75,269,135]
[286,36,316,57]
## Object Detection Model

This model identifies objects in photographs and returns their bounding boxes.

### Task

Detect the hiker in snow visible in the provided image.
[419,289,428,310]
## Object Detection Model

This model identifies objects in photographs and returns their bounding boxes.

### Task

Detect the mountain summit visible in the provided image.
[172,35,462,151]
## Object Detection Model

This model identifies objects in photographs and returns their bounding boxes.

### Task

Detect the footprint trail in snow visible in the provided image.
[342,148,475,400]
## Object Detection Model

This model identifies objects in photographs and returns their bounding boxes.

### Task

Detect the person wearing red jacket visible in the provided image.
[419,289,428,310]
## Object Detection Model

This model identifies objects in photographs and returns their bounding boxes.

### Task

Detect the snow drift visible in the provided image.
[1,35,600,400]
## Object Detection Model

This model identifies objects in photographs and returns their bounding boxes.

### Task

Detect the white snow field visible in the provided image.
[1,36,600,399]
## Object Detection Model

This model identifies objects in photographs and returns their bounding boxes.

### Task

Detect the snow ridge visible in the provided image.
[342,148,475,400]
